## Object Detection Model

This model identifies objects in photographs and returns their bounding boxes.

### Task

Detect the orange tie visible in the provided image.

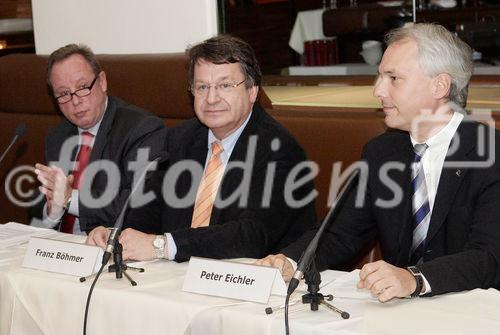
[191,142,224,228]
[61,131,94,234]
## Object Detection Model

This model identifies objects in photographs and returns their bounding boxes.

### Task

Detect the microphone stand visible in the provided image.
[79,153,166,285]
[301,260,349,319]
[0,123,27,164]
[81,153,167,335]
[107,240,144,286]
[284,167,361,334]
[80,240,145,285]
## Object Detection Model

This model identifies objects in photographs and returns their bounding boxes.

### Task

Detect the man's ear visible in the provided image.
[249,85,259,104]
[432,73,452,100]
[98,71,108,93]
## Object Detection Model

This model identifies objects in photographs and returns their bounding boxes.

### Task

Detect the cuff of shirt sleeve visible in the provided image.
[420,273,432,295]
[286,257,298,272]
[42,203,64,228]
[67,189,78,216]
[165,233,177,261]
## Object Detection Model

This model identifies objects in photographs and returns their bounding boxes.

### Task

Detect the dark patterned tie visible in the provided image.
[409,143,430,265]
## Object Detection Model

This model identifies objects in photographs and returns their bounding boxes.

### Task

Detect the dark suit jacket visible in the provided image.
[33,95,167,232]
[126,105,317,262]
[284,119,500,296]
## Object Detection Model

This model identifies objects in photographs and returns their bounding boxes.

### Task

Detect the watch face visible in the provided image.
[153,236,165,248]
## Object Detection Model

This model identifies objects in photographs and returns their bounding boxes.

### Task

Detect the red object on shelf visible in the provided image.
[315,40,327,65]
[326,37,338,65]
[303,38,338,66]
[304,40,315,66]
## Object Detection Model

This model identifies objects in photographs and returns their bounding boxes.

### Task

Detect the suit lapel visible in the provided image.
[180,124,208,226]
[55,122,79,173]
[189,126,209,167]
[211,107,260,225]
[380,134,415,264]
[426,122,474,242]
[90,96,116,162]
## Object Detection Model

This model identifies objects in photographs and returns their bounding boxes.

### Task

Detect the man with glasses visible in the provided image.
[87,35,316,262]
[32,44,166,235]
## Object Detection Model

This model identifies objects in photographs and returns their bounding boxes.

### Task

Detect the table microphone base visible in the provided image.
[301,261,350,319]
[79,242,144,285]
[107,242,144,286]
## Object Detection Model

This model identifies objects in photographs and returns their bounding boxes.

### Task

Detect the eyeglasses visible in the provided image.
[54,76,99,104]
[190,79,246,96]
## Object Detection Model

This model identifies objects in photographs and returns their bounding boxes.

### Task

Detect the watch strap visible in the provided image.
[63,198,71,211]
[407,266,424,298]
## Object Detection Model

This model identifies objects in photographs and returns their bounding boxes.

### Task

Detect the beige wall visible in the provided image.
[32,0,218,55]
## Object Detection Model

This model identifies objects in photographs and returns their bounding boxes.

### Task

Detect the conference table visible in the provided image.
[1,229,500,335]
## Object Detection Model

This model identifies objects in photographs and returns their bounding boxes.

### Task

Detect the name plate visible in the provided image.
[182,257,284,303]
[22,237,103,277]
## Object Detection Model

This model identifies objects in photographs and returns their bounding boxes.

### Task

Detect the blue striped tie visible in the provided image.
[409,143,430,265]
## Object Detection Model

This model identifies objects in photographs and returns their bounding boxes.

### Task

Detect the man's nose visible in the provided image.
[70,93,82,105]
[373,78,386,99]
[206,85,221,104]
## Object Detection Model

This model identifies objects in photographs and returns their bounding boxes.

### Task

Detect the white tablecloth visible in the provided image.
[1,231,500,335]
[289,9,326,54]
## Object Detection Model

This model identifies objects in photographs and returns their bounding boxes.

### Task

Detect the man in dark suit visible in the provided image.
[33,44,166,234]
[87,35,316,262]
[258,23,500,301]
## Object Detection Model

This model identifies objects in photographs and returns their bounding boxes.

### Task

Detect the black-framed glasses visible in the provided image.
[54,76,99,104]
[190,79,246,97]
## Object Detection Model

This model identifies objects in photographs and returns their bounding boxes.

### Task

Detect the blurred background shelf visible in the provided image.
[288,62,500,76]
[0,0,34,57]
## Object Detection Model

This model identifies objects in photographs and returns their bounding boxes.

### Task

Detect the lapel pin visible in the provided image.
[456,169,461,177]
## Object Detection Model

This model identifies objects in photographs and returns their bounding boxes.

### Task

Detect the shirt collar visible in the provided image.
[207,110,253,158]
[410,112,464,148]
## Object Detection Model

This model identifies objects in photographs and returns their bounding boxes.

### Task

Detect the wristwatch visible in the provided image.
[63,197,71,211]
[153,235,166,259]
[407,266,424,298]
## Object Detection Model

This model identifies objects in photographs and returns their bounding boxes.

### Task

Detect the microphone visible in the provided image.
[102,151,168,265]
[287,167,361,296]
[0,123,27,164]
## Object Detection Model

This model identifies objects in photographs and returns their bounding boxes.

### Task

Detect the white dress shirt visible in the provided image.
[410,112,464,214]
[409,112,463,294]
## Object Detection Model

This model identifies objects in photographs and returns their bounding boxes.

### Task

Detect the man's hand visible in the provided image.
[118,228,156,261]
[35,163,73,218]
[86,226,110,249]
[255,254,295,282]
[358,260,418,302]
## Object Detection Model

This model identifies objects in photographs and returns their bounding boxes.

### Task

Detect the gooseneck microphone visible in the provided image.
[287,167,361,296]
[102,151,168,265]
[0,123,27,164]
[83,151,168,335]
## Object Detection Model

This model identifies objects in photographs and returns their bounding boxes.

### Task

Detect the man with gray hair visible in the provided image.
[258,23,500,301]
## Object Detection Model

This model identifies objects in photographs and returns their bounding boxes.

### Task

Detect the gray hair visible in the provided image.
[386,23,473,108]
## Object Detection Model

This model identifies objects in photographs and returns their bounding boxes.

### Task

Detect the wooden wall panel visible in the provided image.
[0,0,31,18]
